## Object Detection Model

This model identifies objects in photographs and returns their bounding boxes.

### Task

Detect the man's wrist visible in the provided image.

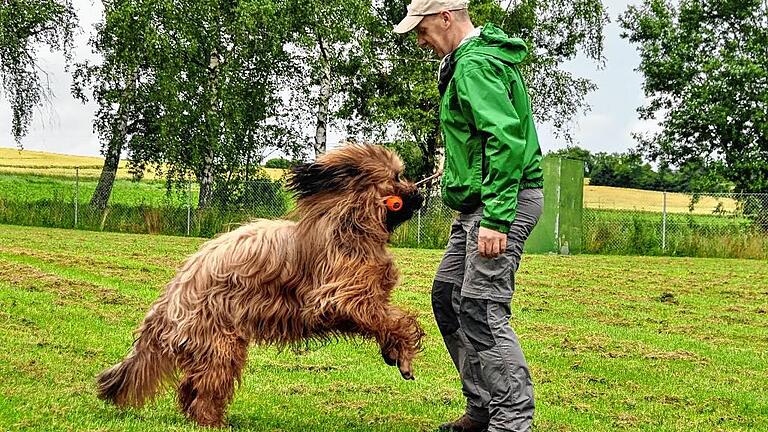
[480,218,511,234]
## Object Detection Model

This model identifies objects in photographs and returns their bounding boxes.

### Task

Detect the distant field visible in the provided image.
[0,224,766,431]
[0,147,739,216]
[0,147,286,181]
[0,147,163,180]
[583,185,739,215]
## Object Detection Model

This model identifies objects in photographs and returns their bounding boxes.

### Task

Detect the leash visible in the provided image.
[384,170,443,212]
[414,170,443,188]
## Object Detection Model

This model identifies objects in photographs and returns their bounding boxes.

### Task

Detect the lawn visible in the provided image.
[0,225,766,431]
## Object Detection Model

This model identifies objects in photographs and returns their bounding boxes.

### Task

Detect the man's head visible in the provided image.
[393,0,474,58]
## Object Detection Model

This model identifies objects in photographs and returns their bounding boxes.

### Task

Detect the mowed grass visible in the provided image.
[0,225,766,431]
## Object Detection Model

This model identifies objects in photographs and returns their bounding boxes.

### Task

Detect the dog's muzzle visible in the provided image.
[385,190,423,232]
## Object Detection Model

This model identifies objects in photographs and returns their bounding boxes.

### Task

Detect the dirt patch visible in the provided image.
[0,259,142,309]
[0,246,168,285]
[612,412,641,429]
[643,349,708,364]
[560,335,645,359]
[656,292,679,304]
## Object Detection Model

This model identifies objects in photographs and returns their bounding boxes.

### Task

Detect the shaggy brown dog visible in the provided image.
[96,144,426,427]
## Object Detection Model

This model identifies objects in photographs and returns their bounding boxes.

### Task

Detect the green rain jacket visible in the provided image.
[439,23,544,234]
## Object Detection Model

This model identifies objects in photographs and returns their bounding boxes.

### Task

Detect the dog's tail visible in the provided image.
[96,313,176,407]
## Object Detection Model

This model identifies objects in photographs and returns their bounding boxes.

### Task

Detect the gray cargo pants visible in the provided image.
[432,188,543,432]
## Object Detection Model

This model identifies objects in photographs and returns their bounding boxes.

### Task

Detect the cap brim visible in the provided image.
[393,15,424,34]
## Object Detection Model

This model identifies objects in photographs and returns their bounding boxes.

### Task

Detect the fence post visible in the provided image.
[186,181,192,236]
[417,208,422,246]
[75,166,79,228]
[662,191,667,251]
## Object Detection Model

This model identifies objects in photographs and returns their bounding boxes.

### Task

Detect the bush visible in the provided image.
[264,158,293,169]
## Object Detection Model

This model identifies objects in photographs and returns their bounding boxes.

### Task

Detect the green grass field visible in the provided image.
[1,224,766,431]
[0,173,187,206]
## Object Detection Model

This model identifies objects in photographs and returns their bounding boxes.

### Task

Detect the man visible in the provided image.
[394,2,544,431]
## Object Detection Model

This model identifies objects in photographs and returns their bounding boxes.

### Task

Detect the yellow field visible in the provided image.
[583,185,737,215]
[0,147,286,181]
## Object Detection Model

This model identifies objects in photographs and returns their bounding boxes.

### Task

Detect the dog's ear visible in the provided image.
[288,162,361,199]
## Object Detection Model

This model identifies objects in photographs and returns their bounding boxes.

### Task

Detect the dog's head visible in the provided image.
[288,144,423,233]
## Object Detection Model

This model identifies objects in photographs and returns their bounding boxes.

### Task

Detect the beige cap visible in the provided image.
[393,0,469,34]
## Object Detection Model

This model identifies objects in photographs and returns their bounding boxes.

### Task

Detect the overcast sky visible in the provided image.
[0,0,657,158]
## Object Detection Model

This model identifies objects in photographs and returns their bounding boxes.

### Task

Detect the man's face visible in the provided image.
[415,13,453,58]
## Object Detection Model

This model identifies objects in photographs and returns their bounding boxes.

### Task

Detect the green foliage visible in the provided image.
[280,0,378,156]
[382,141,426,182]
[589,152,659,190]
[340,0,609,179]
[0,0,77,142]
[264,158,293,169]
[620,0,768,193]
[67,0,610,199]
[548,146,594,176]
[1,225,767,430]
[73,0,301,208]
[548,147,734,192]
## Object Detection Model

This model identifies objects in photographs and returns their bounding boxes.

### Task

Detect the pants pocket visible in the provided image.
[463,222,514,300]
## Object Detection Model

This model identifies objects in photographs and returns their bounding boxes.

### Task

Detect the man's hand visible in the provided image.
[478,226,507,258]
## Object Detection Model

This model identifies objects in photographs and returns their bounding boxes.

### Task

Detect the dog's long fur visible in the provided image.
[96,144,425,427]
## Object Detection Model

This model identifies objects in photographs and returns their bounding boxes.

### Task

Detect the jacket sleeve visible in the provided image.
[454,65,524,233]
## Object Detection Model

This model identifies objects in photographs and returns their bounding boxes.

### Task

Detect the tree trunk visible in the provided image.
[313,31,332,159]
[314,63,331,158]
[198,50,220,210]
[89,138,122,209]
[197,150,215,209]
[90,74,136,209]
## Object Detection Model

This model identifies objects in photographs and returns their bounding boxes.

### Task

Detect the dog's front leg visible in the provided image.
[380,306,424,380]
[345,303,424,379]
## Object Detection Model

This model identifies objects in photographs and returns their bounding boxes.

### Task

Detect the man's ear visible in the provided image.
[441,10,451,27]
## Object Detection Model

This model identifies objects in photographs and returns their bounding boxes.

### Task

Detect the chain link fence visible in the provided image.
[0,166,766,259]
[0,166,291,237]
[583,188,768,259]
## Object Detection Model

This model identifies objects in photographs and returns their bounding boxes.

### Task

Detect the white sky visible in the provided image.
[0,0,659,158]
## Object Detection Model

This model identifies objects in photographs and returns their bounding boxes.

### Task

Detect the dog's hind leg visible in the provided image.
[177,335,248,428]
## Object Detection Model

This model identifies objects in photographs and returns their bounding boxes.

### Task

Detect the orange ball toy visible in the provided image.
[384,196,404,212]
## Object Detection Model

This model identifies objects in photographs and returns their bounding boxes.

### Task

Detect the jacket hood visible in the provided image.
[454,23,528,65]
